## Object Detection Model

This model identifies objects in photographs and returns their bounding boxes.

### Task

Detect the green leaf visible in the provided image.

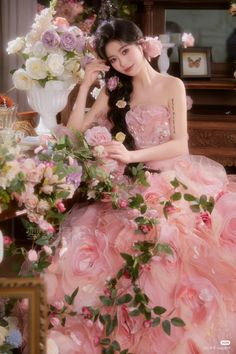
[171,192,182,201]
[120,350,129,354]
[170,178,180,188]
[190,204,201,213]
[116,294,132,305]
[153,306,167,315]
[129,309,141,316]
[184,193,197,202]
[65,294,72,305]
[120,253,134,266]
[111,340,121,351]
[99,296,114,306]
[156,243,173,255]
[171,317,185,327]
[152,317,161,327]
[70,286,79,304]
[100,338,111,345]
[162,319,171,335]
[105,314,117,336]
[199,194,207,204]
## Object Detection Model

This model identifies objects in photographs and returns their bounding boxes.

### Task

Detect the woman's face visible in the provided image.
[105,40,144,76]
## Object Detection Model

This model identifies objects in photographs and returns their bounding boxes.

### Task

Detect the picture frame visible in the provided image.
[0,277,47,354]
[179,47,212,79]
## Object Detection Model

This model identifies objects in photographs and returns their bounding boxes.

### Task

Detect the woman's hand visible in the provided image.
[104,141,132,164]
[82,59,110,88]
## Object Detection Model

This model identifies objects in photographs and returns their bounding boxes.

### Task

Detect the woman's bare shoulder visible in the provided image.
[157,74,185,91]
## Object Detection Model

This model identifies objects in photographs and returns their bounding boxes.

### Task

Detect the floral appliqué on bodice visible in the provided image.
[125,104,171,148]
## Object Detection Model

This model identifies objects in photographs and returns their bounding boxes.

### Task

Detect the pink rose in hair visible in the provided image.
[84,126,112,146]
[139,37,162,61]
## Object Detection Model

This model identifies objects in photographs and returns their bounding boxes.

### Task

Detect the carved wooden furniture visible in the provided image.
[133,0,236,167]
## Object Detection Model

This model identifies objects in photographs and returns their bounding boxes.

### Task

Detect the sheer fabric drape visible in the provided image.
[0,0,37,111]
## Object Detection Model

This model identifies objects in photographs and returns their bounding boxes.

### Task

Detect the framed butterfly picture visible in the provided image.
[179,47,212,79]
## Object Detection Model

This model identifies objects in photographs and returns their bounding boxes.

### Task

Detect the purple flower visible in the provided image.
[107,76,119,91]
[80,54,94,69]
[67,168,82,187]
[75,36,86,53]
[41,30,60,49]
[60,31,77,51]
[6,329,23,348]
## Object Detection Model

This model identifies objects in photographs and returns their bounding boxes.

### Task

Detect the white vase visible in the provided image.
[27,81,75,135]
[158,43,175,75]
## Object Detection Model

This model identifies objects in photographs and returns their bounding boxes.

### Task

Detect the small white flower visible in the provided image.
[68,26,83,37]
[46,53,64,76]
[6,37,25,54]
[12,69,33,90]
[91,86,102,99]
[32,41,48,58]
[25,57,47,80]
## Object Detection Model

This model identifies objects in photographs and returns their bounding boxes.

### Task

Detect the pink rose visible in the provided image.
[43,245,53,255]
[216,193,236,244]
[53,300,64,311]
[54,226,113,308]
[186,95,193,110]
[182,32,195,48]
[56,200,66,213]
[139,36,162,60]
[27,249,38,262]
[50,316,61,327]
[54,17,70,30]
[3,235,13,246]
[84,126,112,146]
[118,199,128,208]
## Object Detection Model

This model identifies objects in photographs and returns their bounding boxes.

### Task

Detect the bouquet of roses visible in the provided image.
[6,0,95,91]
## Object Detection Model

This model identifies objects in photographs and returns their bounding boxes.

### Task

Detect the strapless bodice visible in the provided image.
[125,104,171,149]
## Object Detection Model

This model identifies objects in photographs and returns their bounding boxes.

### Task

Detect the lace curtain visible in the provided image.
[0,0,37,111]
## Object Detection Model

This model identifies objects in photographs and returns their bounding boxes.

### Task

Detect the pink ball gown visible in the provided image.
[45,105,236,354]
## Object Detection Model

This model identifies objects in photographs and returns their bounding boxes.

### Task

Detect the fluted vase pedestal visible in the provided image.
[158,43,175,75]
[26,81,75,135]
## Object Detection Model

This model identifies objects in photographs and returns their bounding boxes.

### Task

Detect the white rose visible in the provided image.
[68,26,83,37]
[0,326,8,345]
[46,53,64,76]
[32,41,48,58]
[47,338,59,354]
[6,37,25,54]
[25,57,47,80]
[12,68,33,90]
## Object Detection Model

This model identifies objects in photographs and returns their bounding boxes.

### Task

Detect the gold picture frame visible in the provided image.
[0,277,47,354]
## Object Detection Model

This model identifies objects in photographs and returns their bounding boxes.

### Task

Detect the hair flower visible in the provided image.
[116,99,127,109]
[139,37,162,61]
[115,132,126,143]
[107,76,119,92]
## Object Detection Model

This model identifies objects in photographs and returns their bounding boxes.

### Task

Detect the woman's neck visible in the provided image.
[132,59,158,88]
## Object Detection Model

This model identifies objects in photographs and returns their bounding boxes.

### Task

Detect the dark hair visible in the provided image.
[95,18,143,150]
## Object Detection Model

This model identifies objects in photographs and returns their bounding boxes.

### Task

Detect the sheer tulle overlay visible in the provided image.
[45,105,236,354]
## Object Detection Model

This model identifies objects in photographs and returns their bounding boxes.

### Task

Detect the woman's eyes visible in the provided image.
[109,49,129,64]
[122,48,129,55]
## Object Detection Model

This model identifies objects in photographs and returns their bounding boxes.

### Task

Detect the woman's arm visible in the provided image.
[67,59,110,131]
[105,78,189,164]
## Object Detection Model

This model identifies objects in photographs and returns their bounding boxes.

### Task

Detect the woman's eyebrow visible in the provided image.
[107,44,129,59]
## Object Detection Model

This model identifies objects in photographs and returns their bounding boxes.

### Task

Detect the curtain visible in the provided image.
[0,0,37,111]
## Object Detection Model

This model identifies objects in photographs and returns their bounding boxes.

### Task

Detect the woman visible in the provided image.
[46,19,236,353]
